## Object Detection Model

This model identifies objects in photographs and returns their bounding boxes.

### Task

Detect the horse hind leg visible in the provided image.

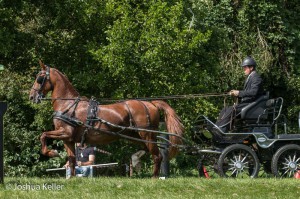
[142,134,162,178]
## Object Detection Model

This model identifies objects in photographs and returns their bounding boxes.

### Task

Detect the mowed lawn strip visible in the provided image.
[0,177,299,199]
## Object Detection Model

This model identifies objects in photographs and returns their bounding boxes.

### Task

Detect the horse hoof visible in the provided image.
[49,150,60,157]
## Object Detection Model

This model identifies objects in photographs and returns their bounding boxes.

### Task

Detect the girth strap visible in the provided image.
[53,111,83,127]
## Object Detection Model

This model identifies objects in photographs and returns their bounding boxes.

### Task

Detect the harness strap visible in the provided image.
[123,101,152,128]
[139,101,151,128]
[86,97,99,125]
[62,97,81,115]
[124,102,135,127]
[45,66,54,90]
[71,98,81,118]
[81,97,100,146]
[81,128,89,147]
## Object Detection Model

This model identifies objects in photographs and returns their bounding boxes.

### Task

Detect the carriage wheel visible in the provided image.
[271,144,300,178]
[217,144,260,178]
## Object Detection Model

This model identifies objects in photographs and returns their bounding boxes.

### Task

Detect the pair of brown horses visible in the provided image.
[29,61,184,177]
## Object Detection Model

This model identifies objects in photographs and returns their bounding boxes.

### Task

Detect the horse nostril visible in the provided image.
[29,95,33,101]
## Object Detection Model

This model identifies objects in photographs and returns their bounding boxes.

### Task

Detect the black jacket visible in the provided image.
[238,71,263,103]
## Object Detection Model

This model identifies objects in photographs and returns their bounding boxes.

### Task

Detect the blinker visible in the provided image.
[37,76,46,84]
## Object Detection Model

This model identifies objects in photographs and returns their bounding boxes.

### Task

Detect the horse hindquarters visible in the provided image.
[125,100,162,177]
[151,100,184,159]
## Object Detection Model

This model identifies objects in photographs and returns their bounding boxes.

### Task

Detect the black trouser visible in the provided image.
[215,103,249,132]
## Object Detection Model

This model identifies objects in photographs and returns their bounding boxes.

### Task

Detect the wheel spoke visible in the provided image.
[231,169,237,176]
[288,170,294,178]
[292,153,296,162]
[235,170,239,177]
[233,153,238,162]
[241,153,249,163]
[238,151,242,162]
[288,155,292,163]
[284,157,290,163]
[230,158,235,165]
[281,169,289,177]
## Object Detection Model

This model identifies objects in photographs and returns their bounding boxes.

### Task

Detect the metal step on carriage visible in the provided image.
[189,92,300,178]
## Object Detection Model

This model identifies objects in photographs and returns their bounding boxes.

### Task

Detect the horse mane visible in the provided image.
[52,68,80,96]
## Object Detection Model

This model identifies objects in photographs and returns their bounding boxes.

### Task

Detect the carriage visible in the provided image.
[190,92,300,178]
[30,61,300,178]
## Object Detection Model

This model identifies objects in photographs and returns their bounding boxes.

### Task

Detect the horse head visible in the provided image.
[29,60,54,103]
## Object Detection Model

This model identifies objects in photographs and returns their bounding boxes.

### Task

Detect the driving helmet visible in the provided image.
[241,56,256,68]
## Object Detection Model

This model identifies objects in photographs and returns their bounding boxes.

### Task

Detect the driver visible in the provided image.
[216,56,264,132]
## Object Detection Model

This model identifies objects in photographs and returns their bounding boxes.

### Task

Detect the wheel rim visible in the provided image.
[277,150,300,177]
[221,148,258,178]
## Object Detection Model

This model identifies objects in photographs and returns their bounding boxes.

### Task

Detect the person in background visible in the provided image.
[64,143,95,178]
[216,56,264,132]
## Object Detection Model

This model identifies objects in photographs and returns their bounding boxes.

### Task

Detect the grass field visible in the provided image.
[0,177,299,199]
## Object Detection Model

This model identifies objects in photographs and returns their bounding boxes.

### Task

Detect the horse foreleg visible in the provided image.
[64,141,76,177]
[40,127,70,157]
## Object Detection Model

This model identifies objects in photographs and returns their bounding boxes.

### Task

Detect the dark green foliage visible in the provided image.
[0,0,299,176]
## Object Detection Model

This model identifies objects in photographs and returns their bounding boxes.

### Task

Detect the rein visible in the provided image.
[101,92,229,102]
[84,120,189,149]
[39,92,230,102]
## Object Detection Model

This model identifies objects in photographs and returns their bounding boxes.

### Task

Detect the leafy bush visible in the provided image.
[0,0,299,176]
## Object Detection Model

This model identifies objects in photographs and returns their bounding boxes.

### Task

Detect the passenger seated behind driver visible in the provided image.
[216,56,264,132]
[64,143,95,178]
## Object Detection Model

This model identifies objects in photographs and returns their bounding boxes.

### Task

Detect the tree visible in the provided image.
[1,0,300,176]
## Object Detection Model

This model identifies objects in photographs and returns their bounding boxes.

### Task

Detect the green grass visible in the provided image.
[0,177,299,199]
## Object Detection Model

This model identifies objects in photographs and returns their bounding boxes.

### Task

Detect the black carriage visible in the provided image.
[190,93,300,178]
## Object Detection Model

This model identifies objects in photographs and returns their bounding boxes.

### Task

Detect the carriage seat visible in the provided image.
[240,94,284,136]
[241,93,269,120]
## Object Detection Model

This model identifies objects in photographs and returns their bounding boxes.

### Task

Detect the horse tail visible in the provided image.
[151,100,184,159]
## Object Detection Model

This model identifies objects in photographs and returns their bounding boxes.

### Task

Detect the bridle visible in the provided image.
[31,66,54,101]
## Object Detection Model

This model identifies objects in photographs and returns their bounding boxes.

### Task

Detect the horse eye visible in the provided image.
[36,76,45,84]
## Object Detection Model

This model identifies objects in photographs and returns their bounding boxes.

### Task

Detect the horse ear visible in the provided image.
[39,60,46,70]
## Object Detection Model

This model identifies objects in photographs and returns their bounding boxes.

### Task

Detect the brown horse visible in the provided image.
[29,61,184,177]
